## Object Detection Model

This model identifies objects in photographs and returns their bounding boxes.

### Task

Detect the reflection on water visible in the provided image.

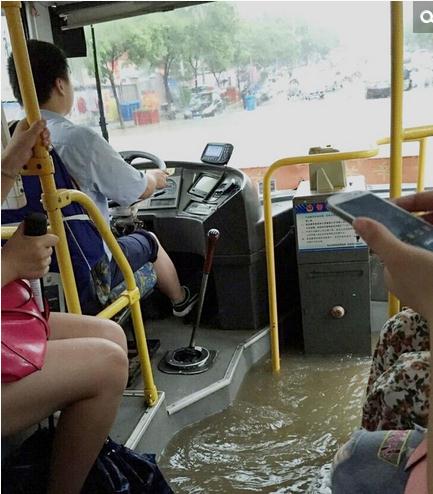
[160,353,371,493]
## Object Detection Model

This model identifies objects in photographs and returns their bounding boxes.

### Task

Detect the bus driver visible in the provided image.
[8,40,197,318]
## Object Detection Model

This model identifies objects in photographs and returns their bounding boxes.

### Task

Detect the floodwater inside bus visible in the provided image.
[160,353,372,493]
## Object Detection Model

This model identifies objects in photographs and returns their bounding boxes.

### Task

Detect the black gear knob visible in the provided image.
[204,228,220,274]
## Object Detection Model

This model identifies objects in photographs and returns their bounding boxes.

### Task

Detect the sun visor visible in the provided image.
[50,1,208,31]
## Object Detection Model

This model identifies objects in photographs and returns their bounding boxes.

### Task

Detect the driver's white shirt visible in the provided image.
[41,110,148,258]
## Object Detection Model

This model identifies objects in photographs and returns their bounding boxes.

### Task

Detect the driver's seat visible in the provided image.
[1,147,157,315]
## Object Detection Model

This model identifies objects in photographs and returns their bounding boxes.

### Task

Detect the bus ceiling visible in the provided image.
[47,1,209,30]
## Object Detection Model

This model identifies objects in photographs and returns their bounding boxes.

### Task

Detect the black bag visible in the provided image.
[2,428,174,494]
[83,437,174,494]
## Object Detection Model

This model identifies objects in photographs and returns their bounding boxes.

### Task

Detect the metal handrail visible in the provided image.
[1,1,157,405]
[263,146,379,373]
[377,125,433,194]
[263,2,433,373]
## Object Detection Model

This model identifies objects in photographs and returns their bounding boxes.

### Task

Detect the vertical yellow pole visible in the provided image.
[417,138,427,193]
[388,1,403,317]
[3,2,158,405]
[131,301,158,404]
[3,1,82,313]
[263,172,280,373]
[389,1,403,199]
[70,191,158,405]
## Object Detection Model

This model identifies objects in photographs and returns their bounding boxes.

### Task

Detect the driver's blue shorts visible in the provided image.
[110,229,159,288]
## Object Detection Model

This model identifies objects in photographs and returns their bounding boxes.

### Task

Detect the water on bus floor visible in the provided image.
[160,352,371,493]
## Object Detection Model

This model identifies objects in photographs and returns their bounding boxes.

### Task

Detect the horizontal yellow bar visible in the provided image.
[270,147,379,173]
[97,295,130,320]
[1,226,18,239]
[1,224,55,239]
[377,125,433,145]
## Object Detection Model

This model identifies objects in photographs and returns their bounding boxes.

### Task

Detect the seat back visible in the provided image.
[1,149,108,313]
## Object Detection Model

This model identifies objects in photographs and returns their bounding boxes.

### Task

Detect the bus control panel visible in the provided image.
[135,163,241,220]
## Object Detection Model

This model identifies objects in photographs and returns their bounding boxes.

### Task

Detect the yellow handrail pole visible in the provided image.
[388,1,404,317]
[69,191,158,405]
[3,3,157,404]
[3,1,81,313]
[263,147,379,372]
[417,138,427,193]
[263,172,280,372]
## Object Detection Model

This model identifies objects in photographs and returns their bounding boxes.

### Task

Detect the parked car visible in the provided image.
[160,102,177,120]
[365,68,412,99]
[410,67,433,88]
[183,90,224,119]
[254,85,272,105]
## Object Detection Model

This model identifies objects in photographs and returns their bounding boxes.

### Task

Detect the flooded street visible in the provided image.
[108,87,433,186]
[160,353,371,493]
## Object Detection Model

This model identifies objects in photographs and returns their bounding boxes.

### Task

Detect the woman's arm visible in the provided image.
[1,223,58,287]
[1,119,50,203]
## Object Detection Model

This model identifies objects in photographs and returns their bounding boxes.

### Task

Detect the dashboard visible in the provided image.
[134,164,241,219]
[111,156,292,331]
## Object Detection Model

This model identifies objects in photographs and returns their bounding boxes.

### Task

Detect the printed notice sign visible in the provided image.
[295,201,367,251]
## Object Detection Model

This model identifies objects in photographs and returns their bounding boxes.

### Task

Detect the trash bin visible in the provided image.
[150,110,160,124]
[134,110,151,126]
[120,101,140,121]
[245,94,256,111]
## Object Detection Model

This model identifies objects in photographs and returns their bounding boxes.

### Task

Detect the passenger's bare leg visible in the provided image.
[48,312,127,354]
[152,242,185,303]
[2,337,128,494]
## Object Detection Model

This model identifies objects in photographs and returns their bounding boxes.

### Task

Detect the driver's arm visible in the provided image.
[59,127,150,206]
[140,169,168,199]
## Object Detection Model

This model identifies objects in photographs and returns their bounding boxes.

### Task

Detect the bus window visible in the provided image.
[3,2,432,188]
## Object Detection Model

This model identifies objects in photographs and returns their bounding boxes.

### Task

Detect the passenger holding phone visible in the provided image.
[360,192,433,432]
[332,190,433,494]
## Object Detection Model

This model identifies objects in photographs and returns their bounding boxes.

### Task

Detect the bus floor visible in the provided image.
[109,301,388,462]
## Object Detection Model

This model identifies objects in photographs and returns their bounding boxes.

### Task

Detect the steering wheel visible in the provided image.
[120,150,166,171]
[109,150,167,214]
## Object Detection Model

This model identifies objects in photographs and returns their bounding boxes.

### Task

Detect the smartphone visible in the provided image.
[327,191,433,252]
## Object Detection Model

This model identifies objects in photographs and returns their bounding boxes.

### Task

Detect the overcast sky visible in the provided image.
[234,1,414,61]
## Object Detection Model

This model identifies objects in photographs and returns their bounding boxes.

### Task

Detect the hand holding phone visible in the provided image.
[327,191,433,252]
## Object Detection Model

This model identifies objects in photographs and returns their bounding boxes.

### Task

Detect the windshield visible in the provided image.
[2,1,433,187]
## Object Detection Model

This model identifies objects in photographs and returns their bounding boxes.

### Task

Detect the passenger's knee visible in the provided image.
[102,319,128,354]
[92,339,128,393]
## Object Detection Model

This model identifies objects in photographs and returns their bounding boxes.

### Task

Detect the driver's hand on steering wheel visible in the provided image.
[148,169,169,189]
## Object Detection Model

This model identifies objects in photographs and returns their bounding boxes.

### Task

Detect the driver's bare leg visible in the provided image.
[152,242,184,303]
[146,233,198,316]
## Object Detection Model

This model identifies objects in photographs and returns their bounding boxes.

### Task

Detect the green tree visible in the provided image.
[180,6,207,88]
[233,21,254,91]
[200,3,239,87]
[128,15,187,105]
[85,22,137,128]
